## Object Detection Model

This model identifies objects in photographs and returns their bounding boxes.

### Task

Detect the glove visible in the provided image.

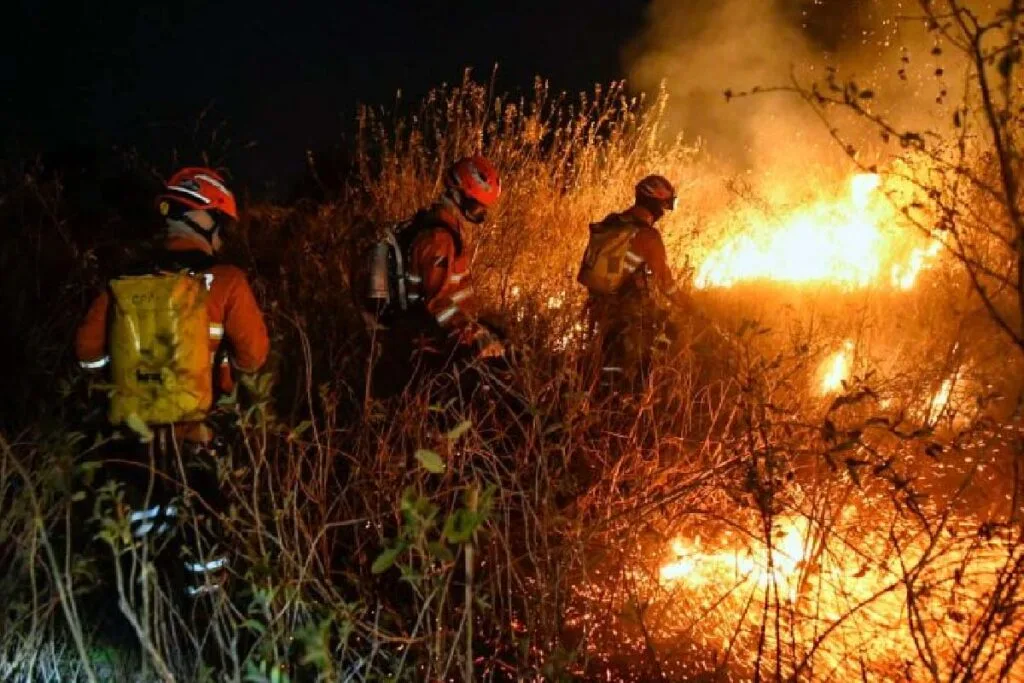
[469,324,506,359]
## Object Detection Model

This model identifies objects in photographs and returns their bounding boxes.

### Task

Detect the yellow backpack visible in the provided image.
[107,270,213,426]
[577,215,642,295]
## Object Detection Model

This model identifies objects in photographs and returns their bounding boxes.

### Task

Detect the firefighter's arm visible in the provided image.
[412,231,500,355]
[223,271,270,373]
[75,290,111,371]
[411,230,454,304]
[635,229,693,311]
[413,230,471,327]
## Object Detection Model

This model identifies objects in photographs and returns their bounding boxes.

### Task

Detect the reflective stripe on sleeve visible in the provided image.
[450,288,473,304]
[448,272,468,284]
[209,323,224,340]
[623,251,644,272]
[406,274,423,284]
[435,306,460,325]
[79,356,110,370]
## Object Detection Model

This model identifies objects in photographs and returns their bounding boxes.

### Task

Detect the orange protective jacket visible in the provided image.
[406,204,481,342]
[75,236,270,396]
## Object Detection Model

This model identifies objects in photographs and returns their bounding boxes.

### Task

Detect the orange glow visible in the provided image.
[819,340,854,394]
[632,508,1019,679]
[891,239,942,290]
[694,173,940,290]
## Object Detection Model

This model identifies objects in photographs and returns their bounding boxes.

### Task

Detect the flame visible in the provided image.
[891,239,943,290]
[929,377,954,419]
[695,173,939,290]
[631,508,1020,678]
[661,519,808,599]
[819,340,854,394]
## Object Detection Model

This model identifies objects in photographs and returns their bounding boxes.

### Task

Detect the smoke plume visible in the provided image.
[625,0,970,178]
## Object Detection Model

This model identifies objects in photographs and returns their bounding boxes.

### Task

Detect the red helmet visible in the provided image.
[157,167,238,221]
[445,155,501,209]
[635,174,677,211]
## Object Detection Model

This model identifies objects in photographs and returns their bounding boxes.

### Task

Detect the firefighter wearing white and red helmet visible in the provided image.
[578,174,698,381]
[369,155,504,397]
[75,167,269,601]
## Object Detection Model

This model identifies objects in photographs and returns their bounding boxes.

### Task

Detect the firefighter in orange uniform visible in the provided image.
[76,167,269,599]
[369,155,503,397]
[578,174,698,383]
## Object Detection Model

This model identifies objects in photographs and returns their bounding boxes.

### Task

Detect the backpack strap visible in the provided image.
[118,248,217,278]
[153,248,217,273]
[397,210,463,260]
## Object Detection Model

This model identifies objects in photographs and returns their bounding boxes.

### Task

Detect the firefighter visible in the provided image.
[578,174,699,384]
[76,167,269,600]
[369,155,504,398]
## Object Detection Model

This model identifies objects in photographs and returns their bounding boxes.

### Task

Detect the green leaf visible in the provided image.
[289,420,313,440]
[372,546,401,574]
[427,541,456,563]
[443,509,482,544]
[125,414,153,443]
[414,449,446,474]
[243,619,266,634]
[270,665,289,683]
[446,420,472,442]
[243,660,268,683]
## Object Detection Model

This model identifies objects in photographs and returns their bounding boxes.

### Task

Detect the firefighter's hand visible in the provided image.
[470,323,506,359]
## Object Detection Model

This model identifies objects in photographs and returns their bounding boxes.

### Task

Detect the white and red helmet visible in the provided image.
[635,175,677,211]
[444,155,501,223]
[157,167,238,221]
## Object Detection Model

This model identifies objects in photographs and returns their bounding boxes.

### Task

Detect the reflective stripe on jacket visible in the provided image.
[407,206,478,332]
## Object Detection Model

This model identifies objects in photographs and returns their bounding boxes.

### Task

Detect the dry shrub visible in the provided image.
[0,71,1022,682]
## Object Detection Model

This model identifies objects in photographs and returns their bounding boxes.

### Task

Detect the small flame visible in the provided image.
[820,340,854,395]
[661,519,808,599]
[925,376,958,425]
[891,240,942,290]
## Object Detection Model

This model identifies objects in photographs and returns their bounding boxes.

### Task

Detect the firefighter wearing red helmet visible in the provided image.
[367,155,503,396]
[578,174,698,382]
[75,167,269,600]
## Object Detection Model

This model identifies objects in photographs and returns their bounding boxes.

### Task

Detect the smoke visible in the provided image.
[625,0,967,178]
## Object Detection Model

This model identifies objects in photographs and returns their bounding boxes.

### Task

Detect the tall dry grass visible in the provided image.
[0,72,1022,682]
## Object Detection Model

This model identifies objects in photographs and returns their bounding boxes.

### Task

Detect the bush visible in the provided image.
[1,69,1023,681]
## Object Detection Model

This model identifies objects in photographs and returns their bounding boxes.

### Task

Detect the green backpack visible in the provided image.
[577,215,643,295]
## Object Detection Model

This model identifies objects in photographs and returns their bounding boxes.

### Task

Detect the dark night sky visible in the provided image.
[1,0,648,194]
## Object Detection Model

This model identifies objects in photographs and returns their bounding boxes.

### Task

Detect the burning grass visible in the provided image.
[1,71,1023,681]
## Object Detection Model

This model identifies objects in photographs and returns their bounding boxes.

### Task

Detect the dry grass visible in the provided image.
[0,72,1023,682]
